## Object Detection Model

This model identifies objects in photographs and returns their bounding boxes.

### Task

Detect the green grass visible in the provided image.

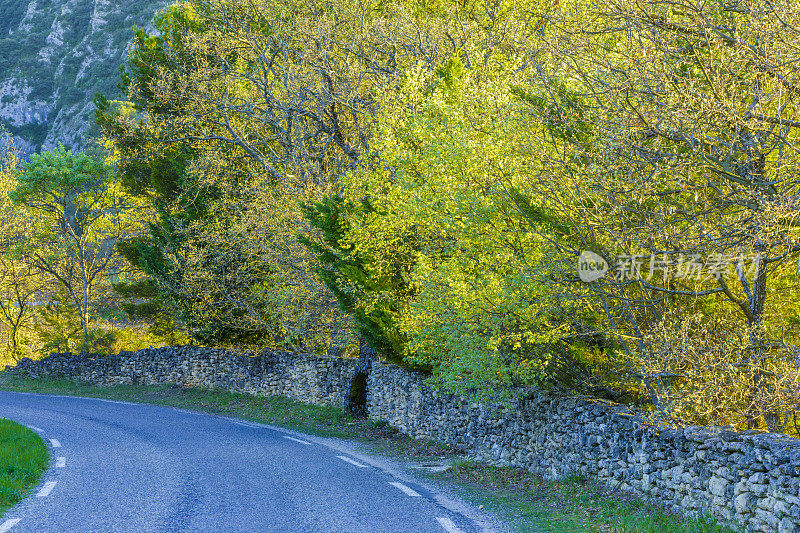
[0,418,49,516]
[430,461,738,533]
[0,374,736,532]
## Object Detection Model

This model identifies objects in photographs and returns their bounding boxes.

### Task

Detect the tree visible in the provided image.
[0,147,43,361]
[96,0,493,350]
[300,195,415,367]
[522,0,800,429]
[96,0,398,348]
[9,146,142,344]
[112,278,184,346]
[312,0,800,425]
[297,1,555,368]
[318,52,586,399]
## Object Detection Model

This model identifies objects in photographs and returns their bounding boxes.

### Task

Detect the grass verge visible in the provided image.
[0,418,49,516]
[0,374,735,532]
[428,461,738,533]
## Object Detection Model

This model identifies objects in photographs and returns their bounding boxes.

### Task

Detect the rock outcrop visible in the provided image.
[0,0,166,155]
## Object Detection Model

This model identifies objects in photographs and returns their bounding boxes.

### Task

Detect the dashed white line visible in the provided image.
[335,455,369,468]
[232,421,262,429]
[36,481,57,498]
[49,438,61,448]
[93,398,134,405]
[389,481,421,497]
[0,518,21,533]
[283,436,312,445]
[28,426,43,433]
[55,457,66,468]
[436,517,464,533]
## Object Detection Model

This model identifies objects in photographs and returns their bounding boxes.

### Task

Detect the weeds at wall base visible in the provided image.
[431,461,737,533]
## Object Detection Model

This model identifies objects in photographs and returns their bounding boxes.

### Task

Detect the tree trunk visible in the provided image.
[10,315,20,360]
[345,335,377,417]
[744,251,781,431]
[81,251,89,343]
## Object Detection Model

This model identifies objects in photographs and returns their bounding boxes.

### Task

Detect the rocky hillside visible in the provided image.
[0,0,167,157]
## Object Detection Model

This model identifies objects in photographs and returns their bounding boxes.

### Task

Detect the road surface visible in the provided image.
[0,391,498,533]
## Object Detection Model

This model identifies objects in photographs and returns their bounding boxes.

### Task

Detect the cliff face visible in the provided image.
[0,0,166,157]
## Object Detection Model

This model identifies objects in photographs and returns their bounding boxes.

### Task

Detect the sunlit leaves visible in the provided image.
[338,52,571,396]
[9,147,148,339]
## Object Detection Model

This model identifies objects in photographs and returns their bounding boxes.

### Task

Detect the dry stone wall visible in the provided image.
[367,363,800,533]
[5,346,357,407]
[4,347,800,532]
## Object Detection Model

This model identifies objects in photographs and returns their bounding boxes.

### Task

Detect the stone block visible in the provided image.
[735,493,757,515]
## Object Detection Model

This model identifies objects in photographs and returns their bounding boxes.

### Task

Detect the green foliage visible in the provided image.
[509,80,596,146]
[32,295,174,356]
[34,299,83,356]
[31,296,123,355]
[122,4,208,112]
[95,3,249,344]
[113,246,187,346]
[9,146,106,204]
[300,196,415,367]
[99,0,417,349]
[3,144,150,357]
[435,54,466,94]
[328,57,573,397]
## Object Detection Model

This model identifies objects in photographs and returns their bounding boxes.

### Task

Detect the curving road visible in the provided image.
[0,392,498,533]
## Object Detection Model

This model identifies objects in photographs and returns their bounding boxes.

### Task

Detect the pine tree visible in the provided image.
[300,195,423,370]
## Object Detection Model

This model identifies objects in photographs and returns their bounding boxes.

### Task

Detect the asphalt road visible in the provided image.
[0,392,498,533]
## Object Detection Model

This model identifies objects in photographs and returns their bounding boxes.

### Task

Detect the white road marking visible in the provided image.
[36,481,57,498]
[49,438,61,448]
[283,436,312,445]
[0,518,21,532]
[93,398,134,405]
[389,481,421,497]
[232,420,262,429]
[336,455,369,468]
[436,517,464,533]
[55,457,66,468]
[28,426,43,433]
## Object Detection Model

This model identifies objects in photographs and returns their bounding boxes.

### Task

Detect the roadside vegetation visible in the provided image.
[0,375,733,532]
[0,146,187,369]
[434,462,737,533]
[0,418,49,516]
